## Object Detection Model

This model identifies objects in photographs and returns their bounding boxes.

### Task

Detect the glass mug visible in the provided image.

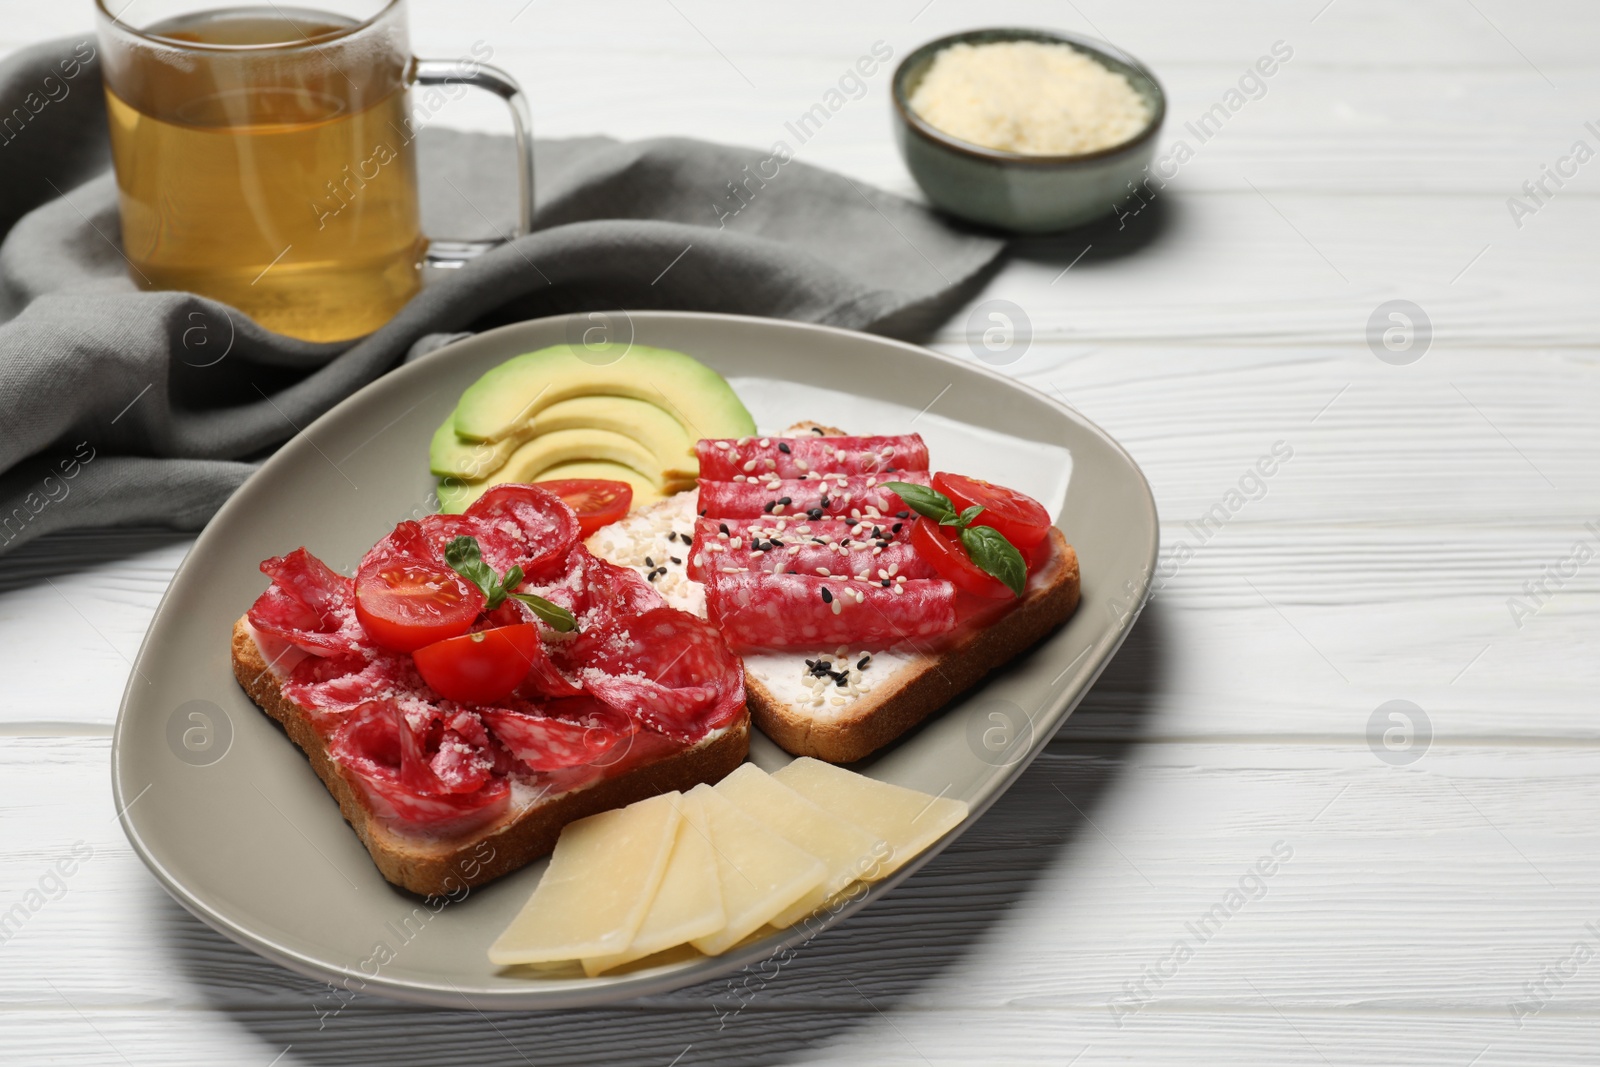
[94,0,533,343]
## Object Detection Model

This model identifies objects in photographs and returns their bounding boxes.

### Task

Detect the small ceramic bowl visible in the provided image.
[891,28,1166,234]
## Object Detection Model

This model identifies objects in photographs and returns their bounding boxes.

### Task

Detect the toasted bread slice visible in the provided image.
[230,619,749,896]
[588,498,1080,766]
[745,529,1078,762]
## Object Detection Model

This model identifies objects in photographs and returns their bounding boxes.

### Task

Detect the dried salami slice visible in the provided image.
[579,608,745,743]
[688,525,931,583]
[248,549,370,657]
[283,653,415,717]
[697,471,932,521]
[329,702,509,831]
[704,572,957,651]
[462,483,580,577]
[479,699,633,772]
[696,434,929,481]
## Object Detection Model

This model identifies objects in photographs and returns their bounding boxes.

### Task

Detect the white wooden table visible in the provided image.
[4,1,1598,1063]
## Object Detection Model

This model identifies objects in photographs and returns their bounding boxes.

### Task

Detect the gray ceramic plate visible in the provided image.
[112,311,1157,1008]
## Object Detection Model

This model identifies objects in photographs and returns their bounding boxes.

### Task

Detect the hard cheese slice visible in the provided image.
[771,758,968,878]
[715,763,888,929]
[582,792,724,976]
[688,783,827,956]
[488,791,682,966]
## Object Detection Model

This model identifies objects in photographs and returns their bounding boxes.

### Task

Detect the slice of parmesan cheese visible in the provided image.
[581,792,724,976]
[715,763,887,928]
[687,783,827,956]
[772,758,968,877]
[488,791,682,965]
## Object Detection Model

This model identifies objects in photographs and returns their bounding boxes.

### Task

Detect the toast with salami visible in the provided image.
[587,423,1080,764]
[231,484,749,896]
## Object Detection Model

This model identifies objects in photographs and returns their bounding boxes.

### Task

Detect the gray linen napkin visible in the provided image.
[0,36,1002,553]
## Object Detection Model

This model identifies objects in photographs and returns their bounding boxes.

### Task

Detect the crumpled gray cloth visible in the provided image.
[0,36,1002,553]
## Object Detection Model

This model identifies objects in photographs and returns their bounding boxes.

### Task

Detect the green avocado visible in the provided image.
[488,428,694,494]
[430,395,700,481]
[429,415,519,479]
[450,344,755,444]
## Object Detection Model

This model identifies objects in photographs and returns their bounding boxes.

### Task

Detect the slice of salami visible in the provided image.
[462,484,580,578]
[248,549,370,657]
[479,699,633,772]
[696,434,929,481]
[693,516,913,547]
[704,572,957,651]
[329,701,509,831]
[283,653,416,718]
[579,608,745,743]
[688,525,932,583]
[697,471,932,521]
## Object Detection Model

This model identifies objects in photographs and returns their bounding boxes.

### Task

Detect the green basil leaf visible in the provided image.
[444,535,505,608]
[959,524,1027,597]
[883,481,955,523]
[510,592,577,633]
[949,504,985,528]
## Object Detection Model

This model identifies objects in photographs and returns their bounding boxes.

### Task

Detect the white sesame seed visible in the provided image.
[742,460,756,473]
[815,567,831,576]
[888,563,899,576]
[773,504,786,515]
[872,546,883,556]
[759,438,771,447]
[830,600,842,615]
[877,569,889,580]
[892,584,905,595]
[787,545,800,556]
[765,458,777,470]
[714,440,730,449]
[730,537,742,549]
[796,459,809,472]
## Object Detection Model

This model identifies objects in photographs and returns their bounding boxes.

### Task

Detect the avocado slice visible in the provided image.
[450,344,755,445]
[430,396,700,481]
[429,415,519,479]
[490,428,695,494]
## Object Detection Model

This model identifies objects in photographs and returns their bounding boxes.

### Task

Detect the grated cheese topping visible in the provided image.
[909,39,1151,156]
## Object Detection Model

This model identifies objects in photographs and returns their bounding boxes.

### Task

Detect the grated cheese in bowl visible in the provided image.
[908,39,1151,156]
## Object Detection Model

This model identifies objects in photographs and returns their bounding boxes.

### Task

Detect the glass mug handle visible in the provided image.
[411,58,535,267]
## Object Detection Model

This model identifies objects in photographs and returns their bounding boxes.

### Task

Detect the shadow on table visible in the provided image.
[166,602,1168,1066]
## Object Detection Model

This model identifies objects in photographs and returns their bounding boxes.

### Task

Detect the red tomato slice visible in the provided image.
[354,558,484,652]
[932,473,1051,548]
[536,479,633,537]
[413,623,542,705]
[910,517,1014,599]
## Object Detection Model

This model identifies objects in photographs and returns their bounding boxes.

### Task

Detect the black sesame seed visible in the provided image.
[835,674,848,688]
[819,495,830,509]
[807,508,824,521]
[699,508,708,516]
[811,427,824,435]
[644,556,655,568]
[821,587,833,604]
[896,511,910,519]
[881,579,891,588]
[891,523,903,534]
[763,501,776,514]
[786,569,797,574]
[811,537,826,545]
[777,496,791,506]
[719,523,730,535]
[669,556,682,565]
[858,655,871,669]
[777,442,791,453]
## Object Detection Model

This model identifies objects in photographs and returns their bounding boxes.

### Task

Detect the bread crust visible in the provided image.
[231,620,749,896]
[744,528,1080,763]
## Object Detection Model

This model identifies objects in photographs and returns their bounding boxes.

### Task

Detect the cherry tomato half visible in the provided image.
[932,473,1051,548]
[413,623,542,705]
[354,558,484,652]
[535,478,633,538]
[910,517,1014,599]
